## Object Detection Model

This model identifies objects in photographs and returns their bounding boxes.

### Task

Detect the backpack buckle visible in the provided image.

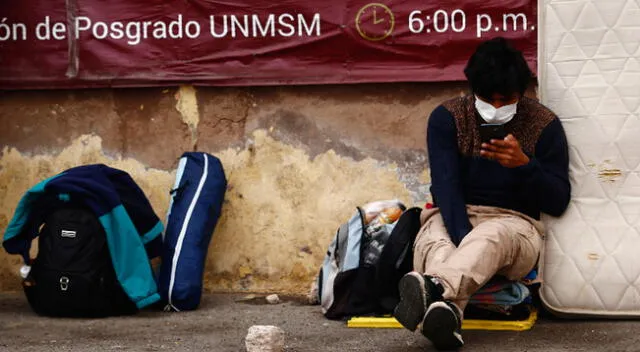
[60,276,70,291]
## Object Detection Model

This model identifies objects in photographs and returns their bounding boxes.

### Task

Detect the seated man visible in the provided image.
[393,37,570,350]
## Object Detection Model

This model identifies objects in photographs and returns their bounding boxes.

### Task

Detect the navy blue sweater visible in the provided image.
[427,97,571,245]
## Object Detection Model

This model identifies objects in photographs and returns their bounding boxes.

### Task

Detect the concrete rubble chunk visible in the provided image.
[266,294,280,304]
[245,325,285,352]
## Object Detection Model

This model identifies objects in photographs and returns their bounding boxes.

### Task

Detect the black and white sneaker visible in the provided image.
[393,272,443,331]
[421,301,464,351]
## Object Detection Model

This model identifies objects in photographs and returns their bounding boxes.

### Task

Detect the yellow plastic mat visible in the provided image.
[347,308,537,331]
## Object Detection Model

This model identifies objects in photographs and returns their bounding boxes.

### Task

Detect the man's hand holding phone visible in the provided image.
[479,124,530,168]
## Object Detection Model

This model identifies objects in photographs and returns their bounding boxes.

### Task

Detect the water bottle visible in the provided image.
[365,206,402,237]
[364,239,383,266]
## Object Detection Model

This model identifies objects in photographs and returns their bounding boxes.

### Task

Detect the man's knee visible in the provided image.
[414,233,454,272]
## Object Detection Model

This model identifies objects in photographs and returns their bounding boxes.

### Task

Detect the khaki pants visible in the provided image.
[413,205,543,311]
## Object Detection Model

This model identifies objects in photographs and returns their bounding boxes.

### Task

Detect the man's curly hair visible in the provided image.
[464,37,533,100]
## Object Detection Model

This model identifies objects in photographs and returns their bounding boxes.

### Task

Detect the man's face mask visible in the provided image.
[474,95,518,124]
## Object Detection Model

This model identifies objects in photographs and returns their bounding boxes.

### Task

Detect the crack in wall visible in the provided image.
[175,85,200,151]
[209,116,249,130]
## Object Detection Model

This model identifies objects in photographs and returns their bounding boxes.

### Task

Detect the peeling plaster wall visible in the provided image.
[0,83,468,294]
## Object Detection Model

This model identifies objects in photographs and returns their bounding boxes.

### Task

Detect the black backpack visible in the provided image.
[23,206,137,317]
[374,207,423,313]
[317,206,422,319]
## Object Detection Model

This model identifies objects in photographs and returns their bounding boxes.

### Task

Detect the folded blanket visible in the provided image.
[469,277,530,307]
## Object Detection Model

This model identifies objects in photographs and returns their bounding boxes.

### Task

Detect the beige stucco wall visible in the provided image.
[0,82,468,294]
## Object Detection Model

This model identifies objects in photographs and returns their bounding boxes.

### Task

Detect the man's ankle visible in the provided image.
[424,275,445,301]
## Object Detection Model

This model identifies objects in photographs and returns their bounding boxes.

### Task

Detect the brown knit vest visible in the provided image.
[441,96,557,157]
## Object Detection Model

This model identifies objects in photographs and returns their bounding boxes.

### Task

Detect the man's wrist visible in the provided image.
[513,154,537,174]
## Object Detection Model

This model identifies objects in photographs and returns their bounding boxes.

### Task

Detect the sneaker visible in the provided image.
[421,301,464,351]
[393,272,443,331]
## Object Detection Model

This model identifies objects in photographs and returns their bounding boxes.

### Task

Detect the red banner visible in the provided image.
[0,1,536,88]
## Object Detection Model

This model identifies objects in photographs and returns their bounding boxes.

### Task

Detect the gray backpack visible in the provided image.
[317,203,422,319]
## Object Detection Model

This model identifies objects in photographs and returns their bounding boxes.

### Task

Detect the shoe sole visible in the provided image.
[393,273,427,331]
[421,302,464,351]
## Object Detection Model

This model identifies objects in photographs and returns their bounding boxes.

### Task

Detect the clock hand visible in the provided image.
[373,9,385,24]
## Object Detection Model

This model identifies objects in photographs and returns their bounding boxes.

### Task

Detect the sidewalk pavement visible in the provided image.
[1,293,638,352]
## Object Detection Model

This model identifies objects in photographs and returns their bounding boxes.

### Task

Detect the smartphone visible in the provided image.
[479,124,507,143]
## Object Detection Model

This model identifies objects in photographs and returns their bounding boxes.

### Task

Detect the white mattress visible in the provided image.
[539,0,640,316]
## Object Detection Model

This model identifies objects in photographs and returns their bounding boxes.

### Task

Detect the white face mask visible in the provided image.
[474,96,518,124]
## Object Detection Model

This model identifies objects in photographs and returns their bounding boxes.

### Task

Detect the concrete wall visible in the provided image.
[0,82,468,294]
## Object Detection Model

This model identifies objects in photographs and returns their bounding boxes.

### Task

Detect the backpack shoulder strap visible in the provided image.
[375,207,423,313]
[336,208,365,271]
